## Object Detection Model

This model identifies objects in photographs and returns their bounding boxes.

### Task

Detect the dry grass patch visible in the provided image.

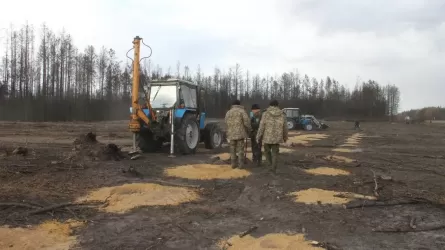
[338,143,357,147]
[344,139,360,144]
[343,133,363,145]
[0,219,84,250]
[289,188,376,205]
[164,164,251,180]
[77,183,199,213]
[219,233,323,250]
[304,167,350,176]
[286,133,329,146]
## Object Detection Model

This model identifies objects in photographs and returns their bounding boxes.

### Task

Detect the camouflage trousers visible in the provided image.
[229,139,246,168]
[264,144,279,171]
[251,137,262,166]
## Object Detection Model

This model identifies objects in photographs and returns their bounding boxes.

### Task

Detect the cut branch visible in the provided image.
[409,217,417,229]
[370,169,379,197]
[239,226,258,238]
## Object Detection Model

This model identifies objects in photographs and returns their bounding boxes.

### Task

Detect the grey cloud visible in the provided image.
[144,29,236,73]
[283,0,445,34]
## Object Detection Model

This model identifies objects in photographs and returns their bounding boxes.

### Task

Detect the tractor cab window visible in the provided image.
[284,109,300,118]
[179,85,197,108]
[150,85,177,109]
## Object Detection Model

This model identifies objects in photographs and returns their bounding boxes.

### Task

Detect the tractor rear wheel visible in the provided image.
[203,123,223,149]
[175,113,200,154]
[136,130,162,152]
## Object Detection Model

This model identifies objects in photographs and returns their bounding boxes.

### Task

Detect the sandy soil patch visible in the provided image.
[219,233,324,250]
[77,183,199,213]
[304,167,350,176]
[332,148,363,153]
[0,219,84,250]
[289,188,376,205]
[164,164,251,180]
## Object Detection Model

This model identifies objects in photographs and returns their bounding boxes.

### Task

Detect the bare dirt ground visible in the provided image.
[1,120,445,250]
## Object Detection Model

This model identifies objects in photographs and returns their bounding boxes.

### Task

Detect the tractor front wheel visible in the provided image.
[175,113,200,154]
[203,123,223,149]
[136,130,162,152]
[287,120,297,130]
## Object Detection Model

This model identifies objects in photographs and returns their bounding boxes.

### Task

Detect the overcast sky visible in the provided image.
[1,0,444,111]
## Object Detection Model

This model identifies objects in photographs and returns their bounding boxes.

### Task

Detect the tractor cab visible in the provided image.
[283,108,303,130]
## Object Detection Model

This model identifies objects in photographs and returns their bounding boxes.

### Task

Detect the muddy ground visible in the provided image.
[0,120,445,250]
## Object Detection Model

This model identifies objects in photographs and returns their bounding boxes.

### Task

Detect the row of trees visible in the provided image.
[1,23,401,121]
[399,107,445,122]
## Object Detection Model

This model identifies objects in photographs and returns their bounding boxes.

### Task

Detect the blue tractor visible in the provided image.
[283,108,329,131]
[128,37,223,155]
[130,79,223,154]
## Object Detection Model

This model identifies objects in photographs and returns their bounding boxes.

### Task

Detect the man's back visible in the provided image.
[258,106,288,144]
[225,105,251,141]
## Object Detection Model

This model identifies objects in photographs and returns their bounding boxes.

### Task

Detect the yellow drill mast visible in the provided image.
[128,36,151,152]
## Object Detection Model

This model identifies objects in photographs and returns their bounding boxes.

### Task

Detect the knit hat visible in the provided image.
[251,104,260,110]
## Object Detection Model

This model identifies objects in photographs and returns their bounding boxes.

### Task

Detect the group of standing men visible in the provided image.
[224,99,288,173]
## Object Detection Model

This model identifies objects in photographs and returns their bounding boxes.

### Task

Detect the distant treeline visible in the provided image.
[398,107,445,121]
[1,23,400,121]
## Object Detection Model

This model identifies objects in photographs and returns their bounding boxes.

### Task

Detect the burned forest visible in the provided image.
[0,22,444,250]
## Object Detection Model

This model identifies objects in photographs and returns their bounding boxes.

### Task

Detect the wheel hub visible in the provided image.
[287,121,293,129]
[213,132,221,146]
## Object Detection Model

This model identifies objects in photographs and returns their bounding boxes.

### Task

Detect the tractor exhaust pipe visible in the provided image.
[168,109,175,157]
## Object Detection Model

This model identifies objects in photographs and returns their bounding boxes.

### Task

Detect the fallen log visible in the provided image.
[25,201,103,216]
[149,179,201,189]
[0,202,42,209]
[344,199,425,209]
[373,224,445,233]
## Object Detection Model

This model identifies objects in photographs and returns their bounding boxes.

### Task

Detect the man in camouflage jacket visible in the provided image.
[225,100,252,168]
[250,104,262,166]
[256,100,288,173]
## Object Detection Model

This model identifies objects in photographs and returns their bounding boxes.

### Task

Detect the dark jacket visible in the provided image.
[250,111,262,137]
